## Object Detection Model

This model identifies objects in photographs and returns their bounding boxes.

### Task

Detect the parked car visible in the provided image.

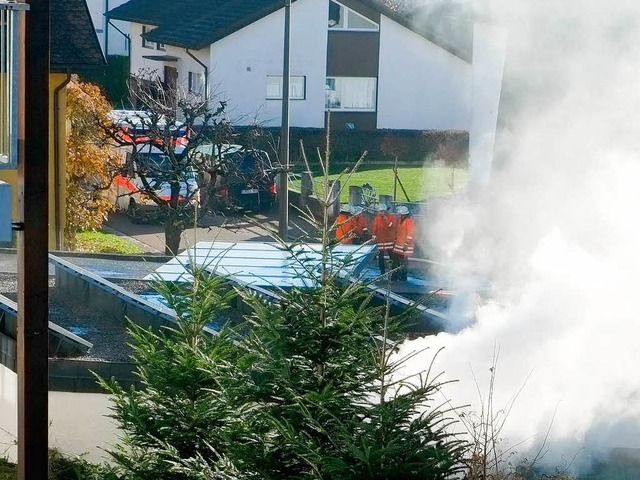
[194,144,277,213]
[110,142,199,223]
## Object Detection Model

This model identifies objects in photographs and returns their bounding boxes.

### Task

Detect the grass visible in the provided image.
[75,230,143,254]
[291,166,467,203]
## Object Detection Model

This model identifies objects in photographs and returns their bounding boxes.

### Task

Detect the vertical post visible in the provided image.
[278,0,291,240]
[300,170,312,209]
[104,0,109,56]
[379,194,393,209]
[393,155,398,201]
[18,1,49,479]
[329,180,340,219]
[349,185,362,207]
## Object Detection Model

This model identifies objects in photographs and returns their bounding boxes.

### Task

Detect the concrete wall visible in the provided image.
[209,0,328,127]
[377,16,471,130]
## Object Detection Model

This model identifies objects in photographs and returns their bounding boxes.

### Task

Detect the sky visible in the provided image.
[398,0,640,473]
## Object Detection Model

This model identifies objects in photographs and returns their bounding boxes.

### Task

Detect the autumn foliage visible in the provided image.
[65,80,119,249]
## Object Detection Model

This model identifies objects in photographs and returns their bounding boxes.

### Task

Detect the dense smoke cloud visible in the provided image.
[400,0,640,471]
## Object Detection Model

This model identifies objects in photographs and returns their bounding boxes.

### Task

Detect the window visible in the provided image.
[141,25,154,49]
[188,71,205,95]
[328,1,378,30]
[157,42,166,51]
[0,3,26,168]
[325,77,376,110]
[266,76,306,100]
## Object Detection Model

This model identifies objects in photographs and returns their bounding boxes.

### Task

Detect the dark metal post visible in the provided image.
[278,0,291,240]
[18,1,49,478]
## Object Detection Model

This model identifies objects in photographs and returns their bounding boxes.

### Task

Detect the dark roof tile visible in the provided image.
[51,0,106,70]
[108,0,471,61]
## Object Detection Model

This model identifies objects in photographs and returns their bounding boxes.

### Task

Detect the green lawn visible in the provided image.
[75,230,143,254]
[291,166,467,203]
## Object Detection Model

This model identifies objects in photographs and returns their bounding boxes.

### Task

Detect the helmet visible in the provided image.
[396,205,409,215]
[339,204,351,213]
[377,203,388,212]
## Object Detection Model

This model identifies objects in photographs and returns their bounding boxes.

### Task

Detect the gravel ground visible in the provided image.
[0,274,245,362]
[0,273,134,362]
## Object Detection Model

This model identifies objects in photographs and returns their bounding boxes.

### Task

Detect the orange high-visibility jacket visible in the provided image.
[393,215,416,256]
[336,213,354,244]
[352,214,369,238]
[373,212,397,250]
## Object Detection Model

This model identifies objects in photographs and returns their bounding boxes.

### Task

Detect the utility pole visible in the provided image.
[278,0,291,240]
[18,0,49,478]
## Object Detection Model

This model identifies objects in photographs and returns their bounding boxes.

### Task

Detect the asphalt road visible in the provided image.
[105,209,304,253]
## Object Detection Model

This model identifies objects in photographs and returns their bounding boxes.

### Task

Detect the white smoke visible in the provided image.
[402,0,640,471]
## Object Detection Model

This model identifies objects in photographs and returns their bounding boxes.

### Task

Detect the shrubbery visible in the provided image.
[234,126,469,171]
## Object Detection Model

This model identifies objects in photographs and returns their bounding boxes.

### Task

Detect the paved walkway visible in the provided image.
[105,210,300,253]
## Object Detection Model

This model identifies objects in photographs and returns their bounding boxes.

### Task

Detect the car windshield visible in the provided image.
[138,152,172,171]
[137,153,196,179]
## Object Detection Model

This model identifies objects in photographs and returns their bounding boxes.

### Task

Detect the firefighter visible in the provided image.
[392,205,416,281]
[335,204,354,244]
[372,203,397,274]
[351,206,370,245]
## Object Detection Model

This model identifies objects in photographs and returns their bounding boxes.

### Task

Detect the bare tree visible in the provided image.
[108,71,232,255]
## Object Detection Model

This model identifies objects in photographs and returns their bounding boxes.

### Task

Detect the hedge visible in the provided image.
[79,55,130,107]
[233,127,469,173]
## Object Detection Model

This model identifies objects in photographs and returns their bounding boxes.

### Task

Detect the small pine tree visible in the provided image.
[98,136,467,479]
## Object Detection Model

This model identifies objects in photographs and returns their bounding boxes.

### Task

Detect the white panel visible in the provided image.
[0,181,11,242]
[468,23,507,189]
[377,16,472,130]
[147,241,376,288]
[209,0,328,128]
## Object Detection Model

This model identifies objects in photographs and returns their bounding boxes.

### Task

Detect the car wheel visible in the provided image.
[259,201,272,212]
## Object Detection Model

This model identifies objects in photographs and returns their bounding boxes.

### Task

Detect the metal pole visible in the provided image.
[104,0,109,56]
[18,1,49,478]
[278,0,291,240]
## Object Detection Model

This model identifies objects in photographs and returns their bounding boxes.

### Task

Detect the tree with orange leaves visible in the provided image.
[65,80,120,249]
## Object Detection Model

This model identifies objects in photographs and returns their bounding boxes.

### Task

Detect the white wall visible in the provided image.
[129,23,210,98]
[0,364,118,463]
[209,0,328,128]
[87,0,130,56]
[468,23,507,188]
[377,16,471,130]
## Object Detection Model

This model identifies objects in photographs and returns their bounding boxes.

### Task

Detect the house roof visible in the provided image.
[107,0,471,62]
[51,0,106,70]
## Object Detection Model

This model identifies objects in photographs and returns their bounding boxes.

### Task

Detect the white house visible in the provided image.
[86,0,131,56]
[107,0,472,131]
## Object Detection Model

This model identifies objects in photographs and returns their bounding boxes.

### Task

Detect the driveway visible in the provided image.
[105,209,306,253]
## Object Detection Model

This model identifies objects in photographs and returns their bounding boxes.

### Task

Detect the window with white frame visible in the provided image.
[325,77,376,110]
[141,25,165,50]
[328,1,378,31]
[188,71,205,95]
[266,76,306,100]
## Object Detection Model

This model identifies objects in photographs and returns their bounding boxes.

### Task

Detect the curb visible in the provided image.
[0,247,171,263]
